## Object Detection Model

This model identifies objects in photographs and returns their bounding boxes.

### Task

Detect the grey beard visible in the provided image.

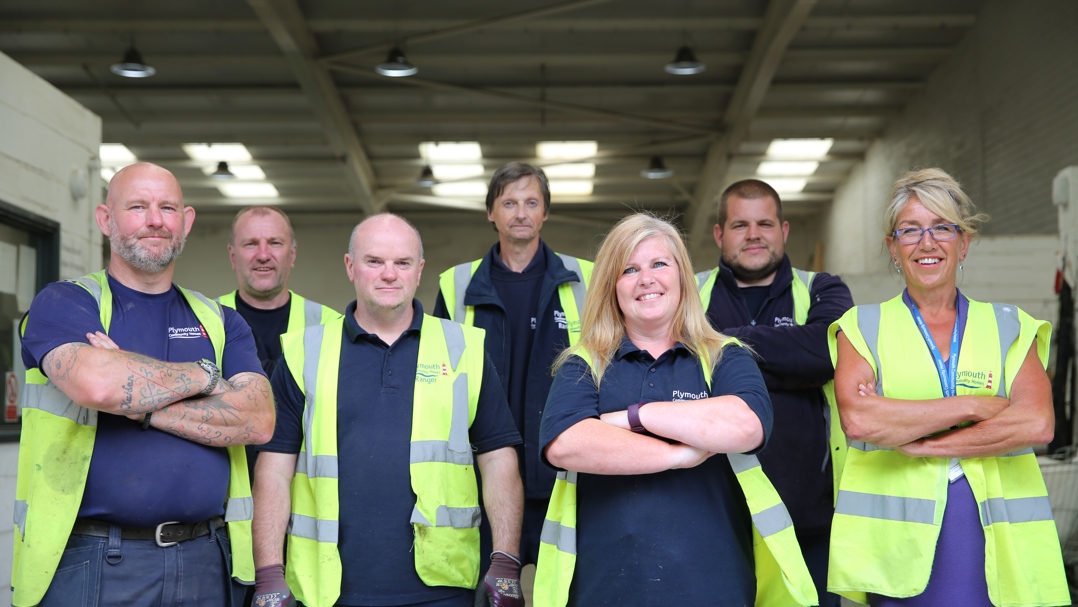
[110,232,185,273]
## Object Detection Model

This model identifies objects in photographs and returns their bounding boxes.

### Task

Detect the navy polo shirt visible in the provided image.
[261,300,520,606]
[20,273,264,527]
[540,339,772,607]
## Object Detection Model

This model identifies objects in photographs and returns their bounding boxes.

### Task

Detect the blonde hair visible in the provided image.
[884,168,989,237]
[555,213,728,385]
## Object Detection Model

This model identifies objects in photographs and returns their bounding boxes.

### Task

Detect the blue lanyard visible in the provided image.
[907,294,963,397]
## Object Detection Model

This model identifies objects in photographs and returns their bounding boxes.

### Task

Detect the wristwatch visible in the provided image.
[627,402,648,434]
[196,358,221,396]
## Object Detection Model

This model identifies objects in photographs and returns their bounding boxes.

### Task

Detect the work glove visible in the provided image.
[250,564,296,607]
[474,551,524,607]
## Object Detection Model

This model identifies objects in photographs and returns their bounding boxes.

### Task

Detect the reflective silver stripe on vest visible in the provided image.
[409,504,482,528]
[303,297,322,328]
[727,452,760,474]
[540,517,577,554]
[440,318,466,372]
[695,270,712,294]
[452,262,473,322]
[301,324,326,471]
[848,441,893,453]
[71,276,102,301]
[835,490,935,524]
[14,499,27,536]
[186,289,224,323]
[21,383,97,426]
[753,503,794,538]
[556,254,588,314]
[980,495,1054,526]
[992,303,1021,398]
[449,373,470,454]
[289,513,338,543]
[295,454,339,478]
[410,439,474,466]
[225,496,254,522]
[856,304,884,395]
[793,268,815,291]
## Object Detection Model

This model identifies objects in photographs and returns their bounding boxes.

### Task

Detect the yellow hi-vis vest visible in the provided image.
[826,295,1068,606]
[533,346,818,607]
[217,290,340,374]
[697,267,846,503]
[280,314,486,607]
[437,254,592,348]
[12,270,254,607]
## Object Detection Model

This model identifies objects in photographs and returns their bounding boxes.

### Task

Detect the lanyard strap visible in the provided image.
[906,291,964,397]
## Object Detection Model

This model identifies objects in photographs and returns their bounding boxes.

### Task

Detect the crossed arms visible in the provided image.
[42,331,274,446]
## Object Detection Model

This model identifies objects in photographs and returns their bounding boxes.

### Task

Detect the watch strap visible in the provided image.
[627,402,647,434]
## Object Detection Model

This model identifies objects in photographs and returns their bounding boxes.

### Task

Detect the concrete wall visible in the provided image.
[0,50,103,605]
[173,211,610,312]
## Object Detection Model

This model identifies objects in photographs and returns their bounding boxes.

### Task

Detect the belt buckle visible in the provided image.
[155,521,181,547]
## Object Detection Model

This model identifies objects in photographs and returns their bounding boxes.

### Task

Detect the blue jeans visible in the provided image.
[39,523,237,607]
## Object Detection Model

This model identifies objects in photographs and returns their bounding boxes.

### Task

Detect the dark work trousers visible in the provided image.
[797,527,841,607]
[39,522,237,607]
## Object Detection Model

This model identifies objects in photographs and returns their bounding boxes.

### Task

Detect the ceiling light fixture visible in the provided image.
[664,45,705,76]
[641,156,674,179]
[375,47,418,77]
[109,42,156,78]
[211,161,236,180]
[416,165,438,187]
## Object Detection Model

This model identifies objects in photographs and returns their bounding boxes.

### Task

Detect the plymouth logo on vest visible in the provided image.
[956,370,994,391]
[416,362,448,384]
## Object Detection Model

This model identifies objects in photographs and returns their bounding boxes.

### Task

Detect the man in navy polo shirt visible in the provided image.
[251,214,525,607]
[14,162,274,607]
[699,178,854,607]
[433,162,591,577]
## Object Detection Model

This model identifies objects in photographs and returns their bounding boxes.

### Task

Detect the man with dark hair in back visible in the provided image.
[697,178,854,607]
[433,162,592,582]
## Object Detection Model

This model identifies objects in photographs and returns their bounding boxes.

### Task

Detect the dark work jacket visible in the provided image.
[433,241,585,500]
[703,256,854,533]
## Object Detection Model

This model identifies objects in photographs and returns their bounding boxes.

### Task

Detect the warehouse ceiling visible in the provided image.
[1,0,982,238]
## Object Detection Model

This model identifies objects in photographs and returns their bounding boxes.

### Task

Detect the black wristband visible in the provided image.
[140,411,153,430]
[627,402,647,434]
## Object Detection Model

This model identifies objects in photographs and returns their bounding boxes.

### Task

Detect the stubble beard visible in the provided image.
[723,248,784,284]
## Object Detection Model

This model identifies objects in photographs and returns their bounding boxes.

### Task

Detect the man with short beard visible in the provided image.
[13,162,273,607]
[696,178,853,607]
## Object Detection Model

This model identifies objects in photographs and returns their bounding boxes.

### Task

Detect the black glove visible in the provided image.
[474,551,524,607]
[250,564,296,607]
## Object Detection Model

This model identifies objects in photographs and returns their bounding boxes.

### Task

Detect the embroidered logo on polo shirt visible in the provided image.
[957,370,994,391]
[554,310,568,329]
[168,325,207,340]
[416,362,445,384]
[773,316,796,327]
[672,389,708,401]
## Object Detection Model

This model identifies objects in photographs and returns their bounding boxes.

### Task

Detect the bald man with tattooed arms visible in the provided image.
[13,162,274,607]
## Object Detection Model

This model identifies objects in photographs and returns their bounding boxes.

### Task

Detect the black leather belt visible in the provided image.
[71,517,226,547]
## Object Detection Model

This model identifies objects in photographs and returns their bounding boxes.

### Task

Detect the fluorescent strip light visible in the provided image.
[217,183,279,198]
[757,161,819,176]
[549,181,594,196]
[537,141,597,159]
[419,141,482,161]
[544,163,595,179]
[99,144,137,163]
[183,143,252,161]
[430,164,485,181]
[100,168,117,182]
[765,138,833,159]
[764,178,808,193]
[201,164,267,179]
[432,182,488,197]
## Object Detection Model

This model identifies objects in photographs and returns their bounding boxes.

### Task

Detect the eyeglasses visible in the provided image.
[892,223,961,244]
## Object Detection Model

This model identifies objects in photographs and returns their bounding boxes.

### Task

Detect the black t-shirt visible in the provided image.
[234,294,290,376]
[489,247,545,424]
